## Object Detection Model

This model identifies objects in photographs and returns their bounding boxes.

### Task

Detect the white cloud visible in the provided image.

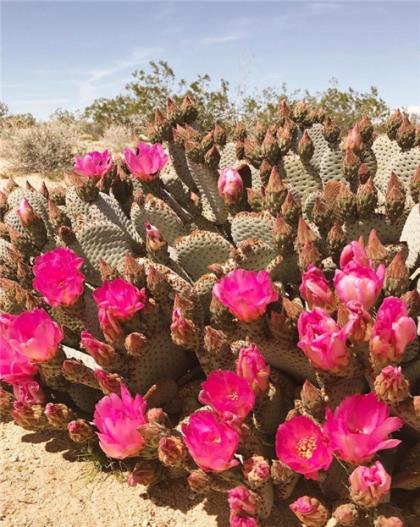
[77,46,163,105]
[200,32,244,45]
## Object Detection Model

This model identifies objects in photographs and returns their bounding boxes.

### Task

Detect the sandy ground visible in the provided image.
[0,420,233,527]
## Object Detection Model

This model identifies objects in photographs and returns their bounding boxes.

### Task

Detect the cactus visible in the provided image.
[1,97,419,527]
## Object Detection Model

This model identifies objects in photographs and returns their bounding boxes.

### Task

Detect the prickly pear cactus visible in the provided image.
[1,97,419,527]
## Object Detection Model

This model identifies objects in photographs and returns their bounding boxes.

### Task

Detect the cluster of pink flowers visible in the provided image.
[93,278,147,341]
[0,309,64,406]
[275,393,402,478]
[213,269,278,323]
[124,142,168,182]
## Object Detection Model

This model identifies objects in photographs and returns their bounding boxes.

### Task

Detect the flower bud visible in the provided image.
[261,129,280,165]
[264,166,287,213]
[385,172,406,222]
[327,222,347,261]
[128,460,160,487]
[311,197,330,232]
[80,330,119,369]
[228,486,258,517]
[332,503,359,526]
[374,366,409,404]
[44,403,76,429]
[281,191,301,226]
[300,380,324,419]
[366,229,388,268]
[387,109,403,140]
[347,125,362,153]
[277,125,293,155]
[17,198,37,226]
[336,183,357,222]
[384,252,409,296]
[272,215,293,253]
[349,461,391,508]
[396,115,415,150]
[158,435,186,466]
[401,289,420,317]
[298,130,314,161]
[218,168,244,206]
[298,241,322,271]
[213,122,227,147]
[323,117,340,144]
[181,95,198,123]
[374,516,404,527]
[358,162,371,184]
[277,99,291,124]
[67,419,95,443]
[410,165,420,203]
[357,176,378,217]
[234,121,247,141]
[289,496,329,527]
[12,402,45,430]
[94,370,122,394]
[342,147,362,181]
[292,100,309,123]
[124,332,147,357]
[204,144,220,168]
[144,222,166,252]
[187,470,211,493]
[243,456,271,488]
[170,308,198,350]
[358,116,374,144]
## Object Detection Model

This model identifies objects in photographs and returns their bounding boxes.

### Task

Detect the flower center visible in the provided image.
[228,391,238,401]
[296,435,317,459]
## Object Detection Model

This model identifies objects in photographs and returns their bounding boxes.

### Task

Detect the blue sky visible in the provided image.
[1,1,419,119]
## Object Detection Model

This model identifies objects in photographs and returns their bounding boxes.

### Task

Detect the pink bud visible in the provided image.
[17,198,36,225]
[374,366,409,404]
[124,142,168,182]
[218,167,244,205]
[144,222,164,242]
[97,309,124,343]
[349,461,391,508]
[340,240,370,269]
[181,410,240,472]
[289,496,329,527]
[299,265,336,312]
[370,297,417,365]
[93,384,147,459]
[227,486,257,516]
[212,269,278,323]
[199,370,255,424]
[94,369,122,394]
[334,261,384,311]
[12,380,44,404]
[187,470,211,493]
[297,308,349,373]
[74,149,113,179]
[158,435,186,467]
[67,419,95,443]
[33,247,85,307]
[374,516,404,527]
[230,516,260,527]
[44,402,75,428]
[80,330,119,369]
[8,308,63,363]
[338,300,372,343]
[127,460,159,487]
[236,344,270,396]
[12,401,44,429]
[170,308,198,349]
[324,393,403,465]
[243,456,271,488]
[275,416,333,480]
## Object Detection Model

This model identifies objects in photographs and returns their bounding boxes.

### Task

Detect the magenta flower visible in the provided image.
[12,380,44,404]
[8,308,63,363]
[33,247,85,307]
[124,142,168,182]
[199,370,255,424]
[218,167,244,205]
[275,416,333,480]
[299,265,336,312]
[334,261,385,311]
[74,150,113,179]
[0,315,38,384]
[93,278,147,321]
[339,300,372,343]
[324,393,403,465]
[339,240,370,269]
[227,486,257,516]
[230,516,259,527]
[370,297,417,364]
[236,344,270,397]
[97,309,124,343]
[213,269,278,323]
[349,461,391,508]
[181,410,240,472]
[297,308,349,373]
[93,384,147,459]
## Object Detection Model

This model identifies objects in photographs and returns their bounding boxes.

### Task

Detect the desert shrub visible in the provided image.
[101,124,135,154]
[5,122,78,173]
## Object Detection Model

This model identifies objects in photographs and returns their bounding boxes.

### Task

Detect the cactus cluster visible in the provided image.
[0,97,419,527]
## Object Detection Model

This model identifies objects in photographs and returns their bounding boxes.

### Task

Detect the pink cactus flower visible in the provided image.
[181,410,240,472]
[339,300,372,343]
[340,240,369,269]
[93,384,147,459]
[12,380,44,404]
[74,150,113,179]
[8,308,63,363]
[230,516,259,527]
[324,393,403,465]
[299,265,336,312]
[213,269,278,323]
[33,247,85,307]
[218,167,244,205]
[93,278,147,321]
[275,415,333,480]
[97,309,124,343]
[370,297,417,364]
[144,222,164,242]
[228,486,257,516]
[297,308,349,373]
[349,461,391,508]
[289,496,329,527]
[0,313,38,384]
[334,261,385,311]
[17,198,36,225]
[124,142,168,182]
[236,344,270,397]
[199,370,255,424]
